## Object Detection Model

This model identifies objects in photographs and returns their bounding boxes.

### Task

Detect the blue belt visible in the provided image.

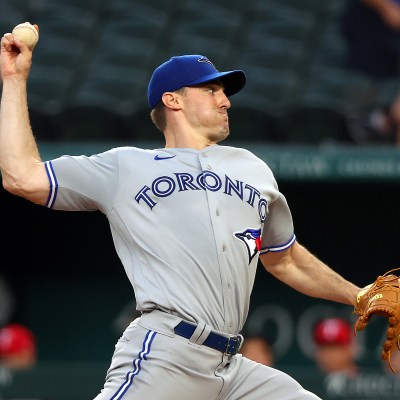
[174,321,243,356]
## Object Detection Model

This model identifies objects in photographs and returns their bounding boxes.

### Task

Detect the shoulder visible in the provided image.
[51,146,157,171]
[98,146,154,157]
[220,144,279,187]
[92,146,158,163]
[216,145,271,169]
[217,144,262,158]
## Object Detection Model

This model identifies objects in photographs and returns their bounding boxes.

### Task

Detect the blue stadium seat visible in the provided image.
[109,0,179,20]
[2,0,385,144]
[34,36,87,70]
[71,64,150,115]
[226,107,286,143]
[2,1,31,30]
[125,107,164,142]
[96,18,165,53]
[181,0,243,21]
[69,16,167,114]
[28,65,75,114]
[249,0,345,18]
[238,37,306,70]
[232,65,301,113]
[277,106,353,145]
[167,19,241,67]
[38,0,109,16]
[301,65,377,112]
[183,0,243,12]
[53,105,131,141]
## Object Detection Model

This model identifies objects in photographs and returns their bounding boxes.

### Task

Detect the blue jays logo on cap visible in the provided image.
[147,54,246,110]
[198,56,215,67]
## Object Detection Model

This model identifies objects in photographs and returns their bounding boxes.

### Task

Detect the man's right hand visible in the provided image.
[0,24,38,80]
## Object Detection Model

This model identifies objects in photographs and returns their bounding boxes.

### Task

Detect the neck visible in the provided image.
[163,124,219,150]
[164,135,217,150]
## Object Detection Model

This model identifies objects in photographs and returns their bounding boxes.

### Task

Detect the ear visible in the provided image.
[162,92,182,110]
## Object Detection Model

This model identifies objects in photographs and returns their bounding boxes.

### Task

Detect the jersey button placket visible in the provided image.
[199,153,232,332]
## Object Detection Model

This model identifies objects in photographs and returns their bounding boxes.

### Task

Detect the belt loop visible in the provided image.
[238,334,244,350]
[196,324,212,346]
[174,321,242,355]
[188,323,207,345]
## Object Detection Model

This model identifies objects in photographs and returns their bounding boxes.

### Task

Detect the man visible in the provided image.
[0,324,37,371]
[341,0,400,144]
[0,324,37,398]
[239,334,275,366]
[0,26,361,399]
[313,317,359,377]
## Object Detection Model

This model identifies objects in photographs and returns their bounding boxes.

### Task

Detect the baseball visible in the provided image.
[12,22,39,49]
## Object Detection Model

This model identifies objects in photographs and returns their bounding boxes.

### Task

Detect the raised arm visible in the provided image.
[260,241,360,306]
[0,25,49,205]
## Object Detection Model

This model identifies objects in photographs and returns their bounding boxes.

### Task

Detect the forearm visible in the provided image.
[362,0,392,12]
[0,77,42,193]
[361,0,400,28]
[261,242,360,306]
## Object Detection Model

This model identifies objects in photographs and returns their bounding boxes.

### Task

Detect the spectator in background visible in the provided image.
[312,317,359,377]
[341,0,400,145]
[240,335,275,367]
[0,324,39,399]
[0,324,37,371]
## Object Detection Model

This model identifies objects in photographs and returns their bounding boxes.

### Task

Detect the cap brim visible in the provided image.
[188,70,246,97]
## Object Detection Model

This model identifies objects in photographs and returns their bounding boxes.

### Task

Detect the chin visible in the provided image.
[210,129,229,143]
[219,123,231,139]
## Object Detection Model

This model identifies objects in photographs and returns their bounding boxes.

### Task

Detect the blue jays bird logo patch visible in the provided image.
[234,228,262,264]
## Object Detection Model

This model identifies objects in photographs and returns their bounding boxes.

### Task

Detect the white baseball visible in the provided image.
[12,22,39,49]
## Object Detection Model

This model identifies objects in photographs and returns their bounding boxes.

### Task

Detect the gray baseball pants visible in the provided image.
[94,310,321,400]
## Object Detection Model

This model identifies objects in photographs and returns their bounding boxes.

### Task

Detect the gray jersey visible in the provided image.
[44,145,294,334]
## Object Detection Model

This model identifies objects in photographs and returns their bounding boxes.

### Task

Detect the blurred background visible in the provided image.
[1,0,400,398]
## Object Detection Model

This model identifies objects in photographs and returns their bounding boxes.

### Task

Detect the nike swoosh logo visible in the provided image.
[154,154,176,160]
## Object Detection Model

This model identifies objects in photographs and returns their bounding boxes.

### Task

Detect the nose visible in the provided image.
[219,91,231,109]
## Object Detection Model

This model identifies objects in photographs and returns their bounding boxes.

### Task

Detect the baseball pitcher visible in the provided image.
[0,25,365,400]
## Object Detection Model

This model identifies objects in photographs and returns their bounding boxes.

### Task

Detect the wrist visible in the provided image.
[2,74,28,85]
[1,76,28,98]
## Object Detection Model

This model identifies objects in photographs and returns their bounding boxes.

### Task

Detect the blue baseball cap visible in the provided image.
[147,55,246,110]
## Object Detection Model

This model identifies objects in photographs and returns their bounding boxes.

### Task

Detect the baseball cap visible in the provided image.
[313,318,352,346]
[147,55,246,110]
[0,324,36,356]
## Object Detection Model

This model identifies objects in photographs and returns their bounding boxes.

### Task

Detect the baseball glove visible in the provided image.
[353,268,400,373]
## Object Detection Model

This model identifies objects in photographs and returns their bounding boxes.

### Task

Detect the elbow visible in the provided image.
[2,176,25,196]
[2,174,34,199]
[260,246,295,277]
[1,163,48,205]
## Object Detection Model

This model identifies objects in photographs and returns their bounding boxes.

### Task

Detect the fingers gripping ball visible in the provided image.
[354,268,400,373]
[12,22,39,49]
